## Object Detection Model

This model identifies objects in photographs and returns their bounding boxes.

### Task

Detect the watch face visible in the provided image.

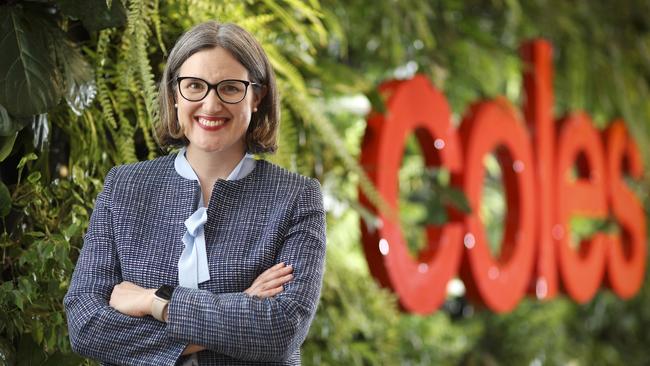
[155,285,175,300]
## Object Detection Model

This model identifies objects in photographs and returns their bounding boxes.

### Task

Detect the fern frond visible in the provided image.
[126,0,158,124]
[237,14,276,34]
[284,90,394,219]
[151,0,167,56]
[115,115,137,163]
[95,30,118,130]
[321,7,347,58]
[134,92,157,160]
[264,45,309,97]
[112,0,159,161]
[282,0,327,46]
[259,0,319,52]
[81,109,100,163]
[185,0,235,23]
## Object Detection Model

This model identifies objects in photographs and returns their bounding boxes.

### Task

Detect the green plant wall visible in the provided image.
[0,0,649,365]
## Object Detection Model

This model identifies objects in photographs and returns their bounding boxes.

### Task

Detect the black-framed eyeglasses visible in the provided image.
[176,77,260,104]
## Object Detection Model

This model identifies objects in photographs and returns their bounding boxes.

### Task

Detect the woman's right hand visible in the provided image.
[244,262,294,298]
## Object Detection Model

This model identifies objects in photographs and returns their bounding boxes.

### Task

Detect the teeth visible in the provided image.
[197,117,225,127]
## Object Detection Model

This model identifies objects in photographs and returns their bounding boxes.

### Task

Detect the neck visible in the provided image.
[185,144,246,184]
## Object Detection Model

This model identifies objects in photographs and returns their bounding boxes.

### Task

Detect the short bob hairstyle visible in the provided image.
[156,21,279,154]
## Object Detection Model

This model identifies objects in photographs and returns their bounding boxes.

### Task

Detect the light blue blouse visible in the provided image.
[174,147,256,289]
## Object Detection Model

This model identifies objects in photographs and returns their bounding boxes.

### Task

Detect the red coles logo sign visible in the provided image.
[359,39,647,314]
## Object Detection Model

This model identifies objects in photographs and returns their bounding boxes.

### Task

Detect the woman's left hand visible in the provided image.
[109,281,155,317]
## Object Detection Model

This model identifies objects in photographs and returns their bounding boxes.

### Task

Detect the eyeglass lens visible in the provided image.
[178,78,248,103]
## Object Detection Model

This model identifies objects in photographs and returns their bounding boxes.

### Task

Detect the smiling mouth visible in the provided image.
[195,116,228,129]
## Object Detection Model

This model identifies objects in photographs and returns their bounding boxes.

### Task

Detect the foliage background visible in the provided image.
[0,0,649,365]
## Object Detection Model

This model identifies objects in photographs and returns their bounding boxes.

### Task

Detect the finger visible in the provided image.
[260,266,293,283]
[257,286,284,298]
[254,263,285,282]
[265,264,293,279]
[260,274,293,290]
[266,262,285,272]
[278,264,293,274]
[254,263,291,283]
[245,276,268,294]
[247,263,293,295]
[245,284,277,297]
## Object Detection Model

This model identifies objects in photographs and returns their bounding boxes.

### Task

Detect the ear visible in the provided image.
[252,85,268,110]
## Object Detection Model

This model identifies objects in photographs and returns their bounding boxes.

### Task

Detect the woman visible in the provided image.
[64,21,326,365]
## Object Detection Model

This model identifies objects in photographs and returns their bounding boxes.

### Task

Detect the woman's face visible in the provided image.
[176,47,261,156]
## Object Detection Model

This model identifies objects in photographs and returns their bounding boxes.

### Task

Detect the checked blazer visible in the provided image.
[63,153,326,365]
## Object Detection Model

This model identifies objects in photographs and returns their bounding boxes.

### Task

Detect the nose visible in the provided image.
[201,88,225,112]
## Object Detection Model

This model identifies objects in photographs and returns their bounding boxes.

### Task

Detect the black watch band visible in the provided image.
[155,284,175,301]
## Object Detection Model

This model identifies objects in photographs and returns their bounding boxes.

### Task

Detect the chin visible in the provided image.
[190,140,245,155]
[195,144,227,153]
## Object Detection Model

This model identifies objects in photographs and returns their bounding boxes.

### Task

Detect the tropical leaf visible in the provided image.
[0,132,18,163]
[0,6,62,116]
[52,39,97,116]
[0,104,30,136]
[56,0,127,32]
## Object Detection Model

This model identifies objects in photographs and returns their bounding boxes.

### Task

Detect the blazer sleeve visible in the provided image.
[165,177,327,362]
[63,167,186,366]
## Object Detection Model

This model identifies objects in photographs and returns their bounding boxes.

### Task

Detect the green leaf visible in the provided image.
[57,0,127,32]
[32,322,43,345]
[0,104,30,136]
[0,182,10,218]
[27,171,41,184]
[0,104,9,135]
[0,132,17,162]
[25,231,45,238]
[17,153,37,169]
[54,40,96,116]
[12,291,23,311]
[0,6,63,116]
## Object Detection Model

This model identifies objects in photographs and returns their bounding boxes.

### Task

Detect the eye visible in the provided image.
[187,82,205,90]
[219,81,244,95]
[180,78,207,92]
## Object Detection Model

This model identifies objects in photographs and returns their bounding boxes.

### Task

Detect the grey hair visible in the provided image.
[156,21,280,153]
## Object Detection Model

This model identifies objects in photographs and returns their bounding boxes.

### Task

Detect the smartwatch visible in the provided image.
[152,285,175,322]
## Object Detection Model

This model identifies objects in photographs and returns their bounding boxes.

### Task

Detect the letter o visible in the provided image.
[359,75,464,314]
[456,99,536,312]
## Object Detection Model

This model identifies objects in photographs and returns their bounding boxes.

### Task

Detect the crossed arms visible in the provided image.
[64,168,326,365]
